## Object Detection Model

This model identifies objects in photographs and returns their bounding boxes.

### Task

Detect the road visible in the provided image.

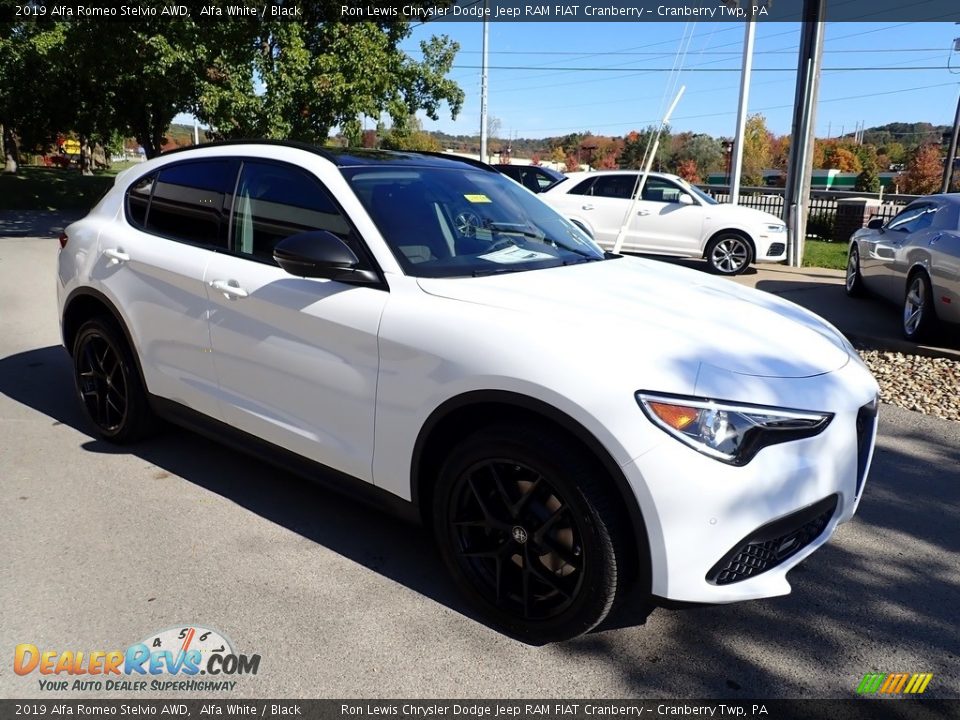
[1,231,958,699]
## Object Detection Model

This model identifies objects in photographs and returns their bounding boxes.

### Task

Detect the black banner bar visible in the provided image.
[2,0,960,24]
[1,700,958,720]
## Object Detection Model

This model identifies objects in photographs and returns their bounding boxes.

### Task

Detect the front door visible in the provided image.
[203,159,387,482]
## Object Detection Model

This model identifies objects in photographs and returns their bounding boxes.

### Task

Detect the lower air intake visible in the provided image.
[706,494,838,585]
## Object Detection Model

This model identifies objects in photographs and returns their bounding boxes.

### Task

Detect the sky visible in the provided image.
[174,20,960,142]
[398,20,960,141]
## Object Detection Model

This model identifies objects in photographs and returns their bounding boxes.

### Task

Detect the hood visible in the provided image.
[417,257,850,379]
[707,202,784,227]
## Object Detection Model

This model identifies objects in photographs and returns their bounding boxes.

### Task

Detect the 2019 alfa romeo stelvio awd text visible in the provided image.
[57,143,880,643]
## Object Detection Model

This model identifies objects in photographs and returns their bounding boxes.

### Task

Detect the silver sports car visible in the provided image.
[846,194,960,342]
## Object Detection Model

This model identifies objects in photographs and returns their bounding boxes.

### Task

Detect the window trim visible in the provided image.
[223,157,387,287]
[123,158,239,252]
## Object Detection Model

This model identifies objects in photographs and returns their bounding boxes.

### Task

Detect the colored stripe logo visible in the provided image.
[857,673,933,694]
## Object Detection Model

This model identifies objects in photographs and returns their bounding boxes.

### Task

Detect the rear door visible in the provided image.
[202,159,387,481]
[90,159,236,419]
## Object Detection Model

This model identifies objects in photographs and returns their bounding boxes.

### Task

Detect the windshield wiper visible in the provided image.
[470,266,530,277]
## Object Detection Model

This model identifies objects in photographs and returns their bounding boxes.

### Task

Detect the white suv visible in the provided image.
[58,142,878,643]
[540,171,788,275]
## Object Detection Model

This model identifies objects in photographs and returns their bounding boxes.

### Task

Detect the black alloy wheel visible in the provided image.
[72,317,155,443]
[434,424,632,643]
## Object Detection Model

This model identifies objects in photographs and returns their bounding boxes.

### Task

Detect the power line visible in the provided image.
[454,65,956,72]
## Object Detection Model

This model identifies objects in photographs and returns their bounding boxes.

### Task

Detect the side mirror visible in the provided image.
[678,193,695,205]
[866,218,884,230]
[273,230,377,284]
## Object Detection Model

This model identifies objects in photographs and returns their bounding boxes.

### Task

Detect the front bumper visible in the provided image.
[623,359,879,604]
[755,235,787,262]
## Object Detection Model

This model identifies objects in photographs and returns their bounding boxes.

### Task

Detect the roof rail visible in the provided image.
[412,151,500,173]
[159,138,337,164]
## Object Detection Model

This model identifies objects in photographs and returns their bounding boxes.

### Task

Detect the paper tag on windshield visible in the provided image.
[477,246,554,264]
[464,194,492,203]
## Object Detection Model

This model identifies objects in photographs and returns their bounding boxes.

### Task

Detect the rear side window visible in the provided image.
[568,177,596,195]
[126,174,154,229]
[138,160,236,249]
[230,160,360,265]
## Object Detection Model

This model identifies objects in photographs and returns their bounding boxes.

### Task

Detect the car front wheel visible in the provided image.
[903,271,936,342]
[845,245,866,297]
[433,423,632,643]
[706,234,753,275]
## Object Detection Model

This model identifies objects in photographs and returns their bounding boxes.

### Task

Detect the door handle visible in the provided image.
[103,248,129,264]
[209,279,249,299]
[637,210,650,216]
[581,204,594,211]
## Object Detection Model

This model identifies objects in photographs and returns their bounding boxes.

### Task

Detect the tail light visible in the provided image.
[59,232,69,249]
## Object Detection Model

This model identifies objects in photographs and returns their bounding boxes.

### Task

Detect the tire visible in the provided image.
[432,423,633,643]
[845,244,866,297]
[72,316,156,443]
[706,234,753,275]
[902,271,936,343]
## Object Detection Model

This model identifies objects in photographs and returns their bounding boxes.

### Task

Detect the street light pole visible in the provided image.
[479,4,489,164]
[784,0,826,268]
[941,91,960,193]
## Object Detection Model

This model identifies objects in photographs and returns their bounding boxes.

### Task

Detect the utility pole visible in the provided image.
[479,4,489,164]
[941,91,960,193]
[729,7,757,205]
[784,0,826,268]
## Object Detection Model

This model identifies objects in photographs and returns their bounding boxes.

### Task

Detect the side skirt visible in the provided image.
[148,395,421,526]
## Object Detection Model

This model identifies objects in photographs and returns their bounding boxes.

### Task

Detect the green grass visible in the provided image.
[0,163,137,212]
[802,239,848,271]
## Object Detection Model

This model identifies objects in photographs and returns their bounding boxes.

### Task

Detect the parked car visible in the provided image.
[493,163,565,193]
[58,142,879,643]
[846,194,960,342]
[540,170,788,275]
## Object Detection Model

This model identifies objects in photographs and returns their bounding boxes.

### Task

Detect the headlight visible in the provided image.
[636,392,832,466]
[765,224,786,233]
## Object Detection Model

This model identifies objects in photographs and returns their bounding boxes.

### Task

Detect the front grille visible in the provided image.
[767,242,786,257]
[855,398,879,497]
[707,495,838,585]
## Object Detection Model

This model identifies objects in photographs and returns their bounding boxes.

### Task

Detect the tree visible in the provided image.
[855,165,880,193]
[670,133,721,175]
[549,147,565,165]
[378,115,441,152]
[823,146,861,173]
[675,159,700,183]
[902,145,943,195]
[741,114,773,186]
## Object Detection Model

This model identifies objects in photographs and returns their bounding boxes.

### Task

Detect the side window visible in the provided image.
[887,204,932,234]
[230,161,356,264]
[146,160,235,249]
[126,173,155,229]
[568,178,597,196]
[591,175,636,200]
[641,178,684,203]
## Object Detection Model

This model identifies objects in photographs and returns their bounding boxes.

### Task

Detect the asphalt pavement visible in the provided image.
[2,222,959,699]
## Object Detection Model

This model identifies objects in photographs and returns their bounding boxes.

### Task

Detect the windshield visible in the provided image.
[342,166,606,278]
[676,178,718,205]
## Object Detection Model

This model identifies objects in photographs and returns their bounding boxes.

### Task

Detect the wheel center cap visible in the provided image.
[511,526,529,544]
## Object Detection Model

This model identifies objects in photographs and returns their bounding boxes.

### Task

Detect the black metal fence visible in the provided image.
[696,185,917,240]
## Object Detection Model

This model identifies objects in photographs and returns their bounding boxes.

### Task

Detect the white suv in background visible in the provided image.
[541,171,788,275]
[57,143,877,643]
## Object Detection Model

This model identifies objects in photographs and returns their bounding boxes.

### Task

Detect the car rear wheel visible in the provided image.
[845,245,866,297]
[433,423,631,643]
[903,271,936,342]
[706,234,753,275]
[72,317,156,443]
